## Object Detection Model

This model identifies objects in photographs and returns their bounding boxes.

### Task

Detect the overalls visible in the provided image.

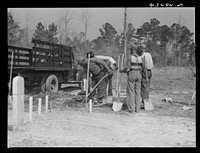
[126,55,143,112]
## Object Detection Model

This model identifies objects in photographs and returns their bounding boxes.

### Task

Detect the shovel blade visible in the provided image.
[112,101,123,112]
[144,100,154,111]
[182,105,192,110]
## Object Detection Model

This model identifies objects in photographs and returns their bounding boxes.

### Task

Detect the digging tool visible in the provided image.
[112,55,123,112]
[189,64,196,75]
[8,50,14,103]
[182,64,196,111]
[144,99,154,111]
[85,54,90,106]
[143,56,154,111]
[81,72,110,104]
[183,91,196,110]
[118,53,124,98]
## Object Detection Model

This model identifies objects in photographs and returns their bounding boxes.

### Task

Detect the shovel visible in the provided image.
[112,55,123,112]
[81,73,109,104]
[8,50,14,103]
[182,91,195,111]
[144,99,154,111]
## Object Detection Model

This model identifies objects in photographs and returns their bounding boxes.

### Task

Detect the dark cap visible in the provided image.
[136,46,144,56]
[86,51,95,58]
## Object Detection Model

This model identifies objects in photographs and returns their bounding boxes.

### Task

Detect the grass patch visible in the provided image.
[112,66,196,94]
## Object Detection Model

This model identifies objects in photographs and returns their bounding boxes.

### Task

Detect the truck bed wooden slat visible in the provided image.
[63,51,71,56]
[8,46,32,52]
[8,53,30,58]
[35,54,50,60]
[33,47,51,54]
[9,66,72,71]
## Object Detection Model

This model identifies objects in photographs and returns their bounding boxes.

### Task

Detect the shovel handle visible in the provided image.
[81,73,108,103]
[9,51,14,95]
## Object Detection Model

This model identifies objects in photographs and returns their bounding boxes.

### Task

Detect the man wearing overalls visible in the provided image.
[120,45,144,113]
[137,46,153,106]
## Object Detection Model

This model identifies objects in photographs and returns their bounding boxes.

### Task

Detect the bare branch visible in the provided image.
[79,9,93,49]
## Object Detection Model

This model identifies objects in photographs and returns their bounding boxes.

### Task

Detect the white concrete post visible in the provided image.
[38,98,42,115]
[45,95,48,113]
[89,99,92,113]
[83,79,87,91]
[12,76,24,129]
[29,96,33,122]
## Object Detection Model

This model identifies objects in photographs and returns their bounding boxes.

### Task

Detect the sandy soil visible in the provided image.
[8,85,196,147]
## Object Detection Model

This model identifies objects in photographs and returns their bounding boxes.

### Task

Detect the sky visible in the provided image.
[8,8,195,42]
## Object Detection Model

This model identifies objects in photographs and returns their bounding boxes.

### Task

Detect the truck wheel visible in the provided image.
[46,75,58,93]
[41,76,47,92]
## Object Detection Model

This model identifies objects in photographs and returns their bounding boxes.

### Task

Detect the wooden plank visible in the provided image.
[8,49,30,55]
[63,46,72,51]
[12,58,30,63]
[8,46,32,52]
[8,54,30,59]
[8,57,30,62]
[9,63,30,67]
[32,39,62,48]
[35,62,49,67]
[32,39,51,46]
[35,54,50,60]
[63,63,71,68]
[52,48,61,54]
[63,51,71,56]
[33,47,51,54]
[54,63,60,67]
[54,56,63,62]
[63,57,71,62]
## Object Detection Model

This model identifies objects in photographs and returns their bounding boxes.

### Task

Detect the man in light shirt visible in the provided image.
[86,51,118,96]
[137,46,154,106]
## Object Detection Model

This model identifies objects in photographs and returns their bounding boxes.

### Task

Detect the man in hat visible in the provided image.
[86,51,118,96]
[77,56,111,104]
[120,45,144,113]
[137,46,154,106]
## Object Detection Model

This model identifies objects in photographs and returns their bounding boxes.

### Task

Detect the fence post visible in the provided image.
[12,76,24,129]
[38,98,42,115]
[29,96,33,122]
[45,95,48,113]
[89,99,92,113]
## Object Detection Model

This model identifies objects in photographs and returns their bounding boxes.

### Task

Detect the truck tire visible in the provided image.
[46,75,59,93]
[41,76,47,92]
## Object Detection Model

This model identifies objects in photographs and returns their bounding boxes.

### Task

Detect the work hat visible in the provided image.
[86,51,95,58]
[77,56,85,65]
[137,46,144,56]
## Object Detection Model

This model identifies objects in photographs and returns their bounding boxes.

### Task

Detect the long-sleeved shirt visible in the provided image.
[81,58,110,75]
[142,52,153,70]
[89,57,110,71]
[95,55,116,69]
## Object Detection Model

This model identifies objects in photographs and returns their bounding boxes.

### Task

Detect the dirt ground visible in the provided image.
[8,67,196,147]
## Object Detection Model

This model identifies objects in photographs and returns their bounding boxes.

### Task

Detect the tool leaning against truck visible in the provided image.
[8,39,86,93]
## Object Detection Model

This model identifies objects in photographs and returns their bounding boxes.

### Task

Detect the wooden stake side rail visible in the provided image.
[8,66,73,71]
[8,39,73,70]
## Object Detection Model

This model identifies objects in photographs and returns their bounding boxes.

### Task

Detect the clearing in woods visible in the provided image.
[8,67,196,147]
